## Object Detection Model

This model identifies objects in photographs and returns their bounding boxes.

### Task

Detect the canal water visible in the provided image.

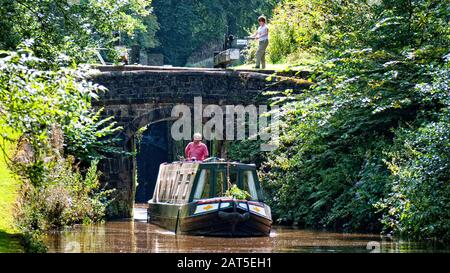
[44,206,450,253]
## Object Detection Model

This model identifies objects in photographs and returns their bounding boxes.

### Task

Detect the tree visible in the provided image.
[0,0,158,63]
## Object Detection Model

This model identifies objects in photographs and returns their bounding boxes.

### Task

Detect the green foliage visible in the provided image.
[13,157,112,252]
[151,0,275,66]
[0,45,122,251]
[375,64,450,240]
[0,0,157,63]
[265,0,326,64]
[0,44,123,163]
[225,184,251,200]
[227,139,267,166]
[15,157,113,231]
[248,0,450,240]
[20,230,47,253]
[122,14,160,50]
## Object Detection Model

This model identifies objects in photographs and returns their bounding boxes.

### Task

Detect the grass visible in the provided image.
[232,48,319,72]
[231,63,312,72]
[0,131,23,253]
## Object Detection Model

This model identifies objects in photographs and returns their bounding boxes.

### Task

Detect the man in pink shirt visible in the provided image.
[185,133,209,161]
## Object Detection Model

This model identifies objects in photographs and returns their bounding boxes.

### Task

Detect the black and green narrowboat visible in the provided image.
[147,158,272,236]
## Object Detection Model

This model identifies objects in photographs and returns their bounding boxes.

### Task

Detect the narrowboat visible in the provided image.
[147,158,272,236]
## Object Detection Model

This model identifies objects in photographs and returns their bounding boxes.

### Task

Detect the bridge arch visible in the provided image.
[122,106,177,143]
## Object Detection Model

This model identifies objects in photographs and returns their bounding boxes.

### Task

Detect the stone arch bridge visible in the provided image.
[90,66,311,218]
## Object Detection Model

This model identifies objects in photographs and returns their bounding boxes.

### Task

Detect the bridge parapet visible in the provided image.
[91,67,310,106]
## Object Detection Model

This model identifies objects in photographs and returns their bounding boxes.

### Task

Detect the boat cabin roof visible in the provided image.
[151,159,263,204]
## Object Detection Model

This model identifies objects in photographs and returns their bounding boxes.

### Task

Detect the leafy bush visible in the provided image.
[0,44,123,164]
[265,0,326,64]
[227,139,267,167]
[375,64,450,240]
[225,184,251,200]
[14,157,112,252]
[15,157,113,230]
[20,230,48,253]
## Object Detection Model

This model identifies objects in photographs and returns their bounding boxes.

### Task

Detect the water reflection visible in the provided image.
[45,208,450,253]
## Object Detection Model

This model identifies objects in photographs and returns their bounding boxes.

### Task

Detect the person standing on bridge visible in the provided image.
[250,15,269,69]
[185,133,209,161]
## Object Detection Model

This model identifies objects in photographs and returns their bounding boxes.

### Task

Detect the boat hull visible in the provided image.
[147,199,272,237]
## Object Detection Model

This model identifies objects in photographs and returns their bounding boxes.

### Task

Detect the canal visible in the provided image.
[44,206,450,253]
